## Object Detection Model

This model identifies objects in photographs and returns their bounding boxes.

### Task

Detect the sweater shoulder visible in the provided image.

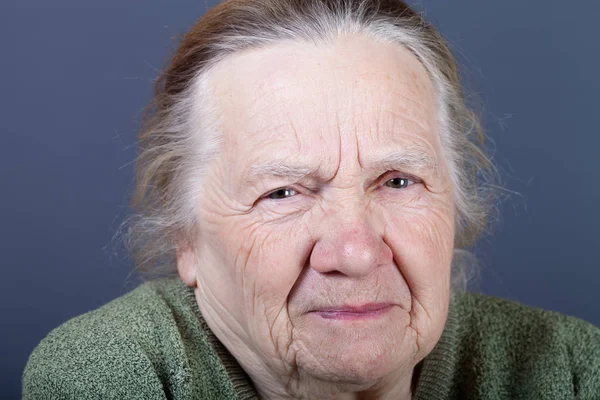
[22,278,188,400]
[455,291,600,343]
[451,292,600,398]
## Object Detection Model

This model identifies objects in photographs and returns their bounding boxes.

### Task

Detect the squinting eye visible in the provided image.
[267,188,298,200]
[384,178,411,189]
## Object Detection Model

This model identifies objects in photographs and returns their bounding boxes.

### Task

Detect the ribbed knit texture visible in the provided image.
[23,277,600,399]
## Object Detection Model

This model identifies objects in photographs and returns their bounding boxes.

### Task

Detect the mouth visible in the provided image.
[309,303,393,320]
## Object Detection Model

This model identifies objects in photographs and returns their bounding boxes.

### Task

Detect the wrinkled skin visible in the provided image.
[177,34,455,399]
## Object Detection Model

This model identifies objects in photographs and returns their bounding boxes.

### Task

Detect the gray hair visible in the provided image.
[121,0,497,294]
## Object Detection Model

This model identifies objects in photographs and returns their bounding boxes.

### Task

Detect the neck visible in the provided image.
[253,362,416,400]
[330,377,414,400]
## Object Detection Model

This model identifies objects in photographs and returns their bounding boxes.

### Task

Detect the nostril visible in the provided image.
[320,270,346,278]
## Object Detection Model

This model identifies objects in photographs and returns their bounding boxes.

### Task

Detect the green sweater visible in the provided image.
[22,277,600,399]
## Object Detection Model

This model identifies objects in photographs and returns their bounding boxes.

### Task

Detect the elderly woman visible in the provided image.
[23,0,600,399]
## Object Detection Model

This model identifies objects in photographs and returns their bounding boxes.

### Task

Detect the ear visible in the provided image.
[176,246,198,288]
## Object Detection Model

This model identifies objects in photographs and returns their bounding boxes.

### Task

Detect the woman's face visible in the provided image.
[178,34,455,396]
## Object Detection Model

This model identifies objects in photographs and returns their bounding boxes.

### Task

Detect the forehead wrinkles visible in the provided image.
[334,77,439,175]
[243,69,435,150]
[349,84,436,144]
[227,70,344,175]
[210,38,440,173]
[245,85,339,175]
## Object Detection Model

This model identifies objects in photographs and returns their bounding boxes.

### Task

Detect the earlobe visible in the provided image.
[176,247,198,288]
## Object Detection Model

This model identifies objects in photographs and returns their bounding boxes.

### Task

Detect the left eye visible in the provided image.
[266,188,298,200]
[384,178,412,189]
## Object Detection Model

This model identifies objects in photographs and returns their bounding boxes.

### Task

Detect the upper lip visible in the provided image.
[310,303,392,313]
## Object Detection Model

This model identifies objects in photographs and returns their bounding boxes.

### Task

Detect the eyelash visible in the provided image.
[263,175,417,201]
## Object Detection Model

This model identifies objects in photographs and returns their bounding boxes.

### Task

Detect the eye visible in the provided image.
[384,177,412,189]
[266,187,298,200]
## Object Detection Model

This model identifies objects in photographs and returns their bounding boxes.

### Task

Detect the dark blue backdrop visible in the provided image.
[2,1,599,398]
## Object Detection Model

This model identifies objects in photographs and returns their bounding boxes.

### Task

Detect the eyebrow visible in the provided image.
[364,148,438,177]
[245,162,316,184]
[243,147,438,184]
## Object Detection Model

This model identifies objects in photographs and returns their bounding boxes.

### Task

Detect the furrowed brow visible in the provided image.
[243,149,438,185]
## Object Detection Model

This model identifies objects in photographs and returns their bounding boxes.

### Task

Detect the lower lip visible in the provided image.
[312,305,393,320]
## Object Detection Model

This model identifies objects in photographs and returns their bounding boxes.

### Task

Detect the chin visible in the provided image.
[294,310,414,385]
[333,339,409,383]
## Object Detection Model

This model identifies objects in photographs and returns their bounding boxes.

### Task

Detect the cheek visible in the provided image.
[380,196,454,353]
[382,197,454,294]
[213,213,313,322]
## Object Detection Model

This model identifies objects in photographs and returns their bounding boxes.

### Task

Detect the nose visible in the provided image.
[309,217,393,278]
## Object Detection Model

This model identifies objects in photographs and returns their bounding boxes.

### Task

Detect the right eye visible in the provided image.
[266,188,298,200]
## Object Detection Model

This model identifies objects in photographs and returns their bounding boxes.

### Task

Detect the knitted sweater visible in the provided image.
[22,277,600,399]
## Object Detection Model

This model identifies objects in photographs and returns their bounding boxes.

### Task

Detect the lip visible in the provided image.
[310,303,393,320]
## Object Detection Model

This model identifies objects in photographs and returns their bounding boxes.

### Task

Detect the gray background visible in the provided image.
[2,0,599,398]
